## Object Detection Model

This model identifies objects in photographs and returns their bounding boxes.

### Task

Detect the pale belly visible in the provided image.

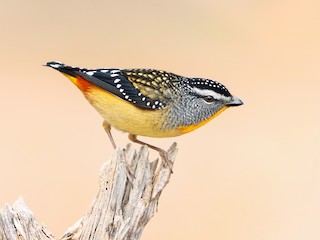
[84,85,182,138]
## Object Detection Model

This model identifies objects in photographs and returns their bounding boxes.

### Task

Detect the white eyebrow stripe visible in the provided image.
[193,87,231,101]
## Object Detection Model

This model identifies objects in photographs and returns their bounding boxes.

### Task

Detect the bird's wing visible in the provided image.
[122,68,182,101]
[47,62,183,110]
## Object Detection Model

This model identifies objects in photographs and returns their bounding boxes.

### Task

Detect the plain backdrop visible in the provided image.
[1,0,320,239]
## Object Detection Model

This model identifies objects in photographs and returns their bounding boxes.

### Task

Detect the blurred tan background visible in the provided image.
[1,0,319,239]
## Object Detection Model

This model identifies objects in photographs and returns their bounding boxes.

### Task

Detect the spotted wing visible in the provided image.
[122,69,182,105]
[47,62,181,110]
[78,68,182,110]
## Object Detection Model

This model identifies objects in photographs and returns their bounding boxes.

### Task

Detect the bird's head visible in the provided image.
[166,77,243,132]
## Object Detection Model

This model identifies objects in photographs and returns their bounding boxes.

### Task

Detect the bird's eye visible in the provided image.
[203,95,215,103]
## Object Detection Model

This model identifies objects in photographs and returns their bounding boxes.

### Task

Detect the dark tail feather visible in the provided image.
[45,61,84,77]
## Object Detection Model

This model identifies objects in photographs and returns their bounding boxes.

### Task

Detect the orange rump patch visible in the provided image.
[62,73,94,92]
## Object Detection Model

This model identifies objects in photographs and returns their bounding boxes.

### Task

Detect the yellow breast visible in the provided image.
[85,85,185,138]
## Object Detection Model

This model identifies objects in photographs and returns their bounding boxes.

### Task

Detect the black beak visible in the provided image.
[226,97,243,106]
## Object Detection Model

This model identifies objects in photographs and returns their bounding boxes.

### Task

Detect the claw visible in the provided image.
[128,134,173,173]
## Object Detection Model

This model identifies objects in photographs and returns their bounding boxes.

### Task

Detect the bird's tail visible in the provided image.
[46,61,86,77]
[46,61,91,91]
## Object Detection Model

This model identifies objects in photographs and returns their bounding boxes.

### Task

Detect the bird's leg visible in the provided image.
[128,134,173,173]
[103,121,116,149]
[102,121,136,182]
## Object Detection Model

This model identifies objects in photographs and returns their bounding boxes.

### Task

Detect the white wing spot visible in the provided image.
[86,71,95,76]
[50,64,61,68]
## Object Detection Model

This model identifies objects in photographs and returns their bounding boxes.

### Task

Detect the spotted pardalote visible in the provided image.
[46,61,243,171]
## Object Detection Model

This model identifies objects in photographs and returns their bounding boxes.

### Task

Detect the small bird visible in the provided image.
[46,61,243,170]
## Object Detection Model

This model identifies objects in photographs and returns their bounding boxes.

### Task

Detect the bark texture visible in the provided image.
[0,143,177,240]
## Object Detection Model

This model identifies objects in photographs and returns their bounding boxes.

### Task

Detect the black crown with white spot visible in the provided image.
[187,78,231,97]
